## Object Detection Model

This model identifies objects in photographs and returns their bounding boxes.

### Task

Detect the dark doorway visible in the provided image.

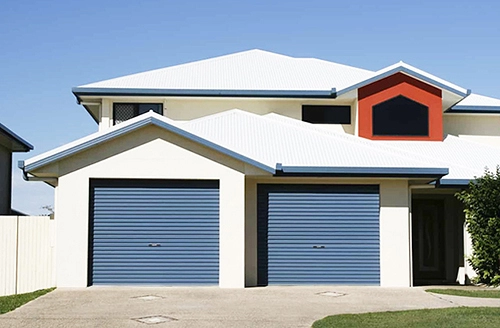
[412,199,446,285]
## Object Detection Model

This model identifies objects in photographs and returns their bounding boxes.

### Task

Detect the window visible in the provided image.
[113,103,163,125]
[302,105,351,124]
[372,96,428,136]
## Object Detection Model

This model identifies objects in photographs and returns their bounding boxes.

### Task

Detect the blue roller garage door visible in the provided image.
[90,179,219,285]
[258,184,380,285]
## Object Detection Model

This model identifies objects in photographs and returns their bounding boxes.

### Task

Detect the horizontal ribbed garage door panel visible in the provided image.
[90,179,219,285]
[258,184,380,286]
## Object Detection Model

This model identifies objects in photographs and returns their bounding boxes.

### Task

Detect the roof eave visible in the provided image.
[433,178,471,188]
[275,165,449,179]
[72,87,338,99]
[336,66,469,98]
[447,105,500,114]
[23,114,276,175]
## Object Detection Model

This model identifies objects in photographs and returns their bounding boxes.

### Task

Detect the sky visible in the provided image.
[1,0,499,214]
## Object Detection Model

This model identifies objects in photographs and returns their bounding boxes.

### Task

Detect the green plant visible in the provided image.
[456,167,500,285]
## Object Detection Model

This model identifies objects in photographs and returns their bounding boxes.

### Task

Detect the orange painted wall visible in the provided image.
[358,73,443,141]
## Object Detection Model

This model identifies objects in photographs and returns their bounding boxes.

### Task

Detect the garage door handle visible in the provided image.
[313,245,325,249]
[148,243,161,247]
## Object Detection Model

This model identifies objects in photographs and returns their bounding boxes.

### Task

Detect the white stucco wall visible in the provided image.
[379,180,411,287]
[43,126,253,288]
[97,97,356,134]
[444,114,500,147]
[463,224,477,281]
[245,178,258,287]
[99,99,112,131]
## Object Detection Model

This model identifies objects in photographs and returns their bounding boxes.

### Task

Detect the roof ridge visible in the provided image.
[300,57,374,73]
[185,108,258,125]
[263,113,367,142]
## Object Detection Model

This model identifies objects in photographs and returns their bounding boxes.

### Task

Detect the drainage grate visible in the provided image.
[317,291,346,297]
[133,315,177,324]
[133,295,164,301]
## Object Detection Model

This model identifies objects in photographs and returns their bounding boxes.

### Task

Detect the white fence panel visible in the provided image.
[17,216,55,294]
[0,216,17,296]
[0,216,55,296]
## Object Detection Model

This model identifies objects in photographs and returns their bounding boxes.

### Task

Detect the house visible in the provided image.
[0,123,33,215]
[19,50,500,288]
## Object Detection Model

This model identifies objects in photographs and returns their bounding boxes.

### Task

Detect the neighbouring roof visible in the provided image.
[0,122,33,152]
[449,93,500,113]
[23,110,448,179]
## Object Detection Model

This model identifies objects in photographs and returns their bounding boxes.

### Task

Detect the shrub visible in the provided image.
[456,167,500,285]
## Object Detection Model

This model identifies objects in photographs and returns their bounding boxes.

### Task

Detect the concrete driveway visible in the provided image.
[2,286,500,328]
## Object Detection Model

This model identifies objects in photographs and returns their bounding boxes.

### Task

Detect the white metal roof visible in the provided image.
[377,136,500,180]
[24,110,447,177]
[78,49,374,92]
[74,49,473,112]
[262,113,481,180]
[183,109,447,170]
[452,93,500,110]
[24,109,499,181]
[264,112,495,180]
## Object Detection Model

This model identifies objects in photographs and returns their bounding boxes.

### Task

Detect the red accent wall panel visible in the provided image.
[358,73,443,141]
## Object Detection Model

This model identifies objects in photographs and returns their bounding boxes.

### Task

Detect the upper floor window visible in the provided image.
[113,103,163,125]
[372,96,428,136]
[302,105,351,124]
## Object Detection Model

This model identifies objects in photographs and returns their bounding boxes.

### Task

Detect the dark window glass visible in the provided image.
[372,96,428,136]
[113,103,163,125]
[302,105,351,124]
